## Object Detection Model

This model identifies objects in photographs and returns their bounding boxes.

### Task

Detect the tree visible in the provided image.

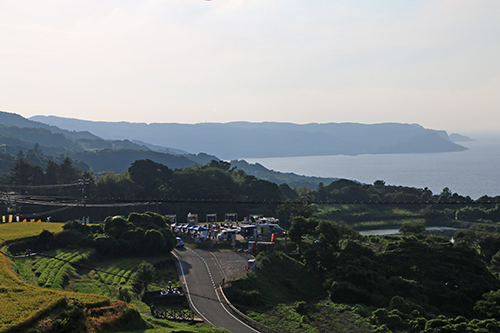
[315,220,340,248]
[437,187,452,203]
[399,221,426,235]
[205,159,232,171]
[304,220,341,272]
[95,171,135,199]
[475,290,500,319]
[9,157,45,185]
[45,160,60,184]
[120,227,145,252]
[316,182,328,202]
[129,159,173,198]
[289,216,317,254]
[58,157,82,184]
[279,183,299,200]
[134,261,156,292]
[277,198,314,219]
[144,229,167,254]
[103,216,130,239]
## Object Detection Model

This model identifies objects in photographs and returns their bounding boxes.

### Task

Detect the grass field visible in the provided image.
[0,222,64,245]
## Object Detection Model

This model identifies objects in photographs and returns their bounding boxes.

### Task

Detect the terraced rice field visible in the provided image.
[0,223,109,332]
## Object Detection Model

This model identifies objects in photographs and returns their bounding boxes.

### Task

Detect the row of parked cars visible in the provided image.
[217,222,285,241]
[175,217,285,244]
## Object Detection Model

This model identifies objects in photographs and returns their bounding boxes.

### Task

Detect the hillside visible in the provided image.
[72,149,197,173]
[230,159,338,189]
[0,111,338,188]
[31,116,468,159]
[0,110,99,141]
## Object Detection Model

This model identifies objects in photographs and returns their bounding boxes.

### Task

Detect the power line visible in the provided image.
[2,194,498,206]
[0,182,82,189]
[15,206,72,219]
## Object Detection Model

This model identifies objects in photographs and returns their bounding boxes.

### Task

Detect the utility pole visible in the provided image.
[284,212,288,253]
[79,178,90,225]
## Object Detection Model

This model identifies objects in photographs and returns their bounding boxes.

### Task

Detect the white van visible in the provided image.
[257,224,284,237]
[217,229,237,241]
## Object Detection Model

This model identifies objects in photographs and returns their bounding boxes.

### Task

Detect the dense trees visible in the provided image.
[6,152,500,332]
[282,218,500,332]
[4,156,83,187]
[9,157,45,185]
[60,212,176,257]
[129,159,174,198]
[2,154,500,229]
[1,156,284,221]
[399,221,426,235]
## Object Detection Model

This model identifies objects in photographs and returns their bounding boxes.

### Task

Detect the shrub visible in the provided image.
[399,221,426,235]
[54,230,82,248]
[330,281,369,305]
[94,235,118,257]
[237,290,262,306]
[144,230,166,254]
[38,229,55,248]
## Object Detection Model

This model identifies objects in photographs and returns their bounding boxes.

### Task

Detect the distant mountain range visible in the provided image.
[0,110,339,188]
[0,110,472,189]
[30,115,467,159]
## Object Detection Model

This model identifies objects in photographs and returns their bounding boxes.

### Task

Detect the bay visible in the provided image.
[245,139,500,199]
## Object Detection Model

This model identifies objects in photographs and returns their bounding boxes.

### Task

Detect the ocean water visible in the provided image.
[245,139,500,199]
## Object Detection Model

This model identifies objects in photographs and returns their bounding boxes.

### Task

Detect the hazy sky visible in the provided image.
[1,0,499,133]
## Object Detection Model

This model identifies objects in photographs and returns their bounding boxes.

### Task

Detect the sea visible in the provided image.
[245,137,500,200]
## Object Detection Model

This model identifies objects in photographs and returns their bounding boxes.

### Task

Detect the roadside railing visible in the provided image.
[218,283,282,333]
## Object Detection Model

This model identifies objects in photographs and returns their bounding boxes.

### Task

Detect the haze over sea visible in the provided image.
[246,137,500,200]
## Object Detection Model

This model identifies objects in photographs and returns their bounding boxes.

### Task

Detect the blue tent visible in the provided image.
[194,226,208,231]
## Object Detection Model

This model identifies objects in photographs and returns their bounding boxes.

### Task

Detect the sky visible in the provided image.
[1,0,500,134]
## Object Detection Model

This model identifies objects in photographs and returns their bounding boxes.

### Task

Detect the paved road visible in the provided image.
[174,248,259,333]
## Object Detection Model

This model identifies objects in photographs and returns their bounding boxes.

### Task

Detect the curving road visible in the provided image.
[174,248,259,333]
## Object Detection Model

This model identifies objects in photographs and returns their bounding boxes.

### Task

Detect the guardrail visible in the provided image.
[218,283,282,333]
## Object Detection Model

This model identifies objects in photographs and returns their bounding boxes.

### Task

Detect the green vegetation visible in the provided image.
[230,159,338,189]
[232,252,327,308]
[247,301,371,333]
[2,220,226,332]
[6,127,500,332]
[1,156,285,222]
[231,213,500,332]
[0,226,110,332]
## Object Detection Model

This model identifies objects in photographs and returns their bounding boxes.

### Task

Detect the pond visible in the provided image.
[359,226,459,236]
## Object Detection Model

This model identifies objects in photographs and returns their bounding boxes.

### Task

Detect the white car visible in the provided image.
[217,229,237,241]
